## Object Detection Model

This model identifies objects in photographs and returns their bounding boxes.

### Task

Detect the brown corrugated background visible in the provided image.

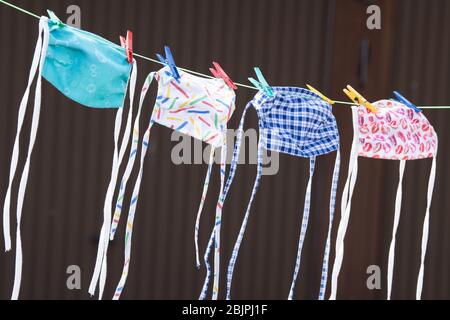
[0,0,449,300]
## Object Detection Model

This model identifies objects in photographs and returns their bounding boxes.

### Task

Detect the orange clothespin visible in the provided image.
[343,85,377,113]
[120,31,133,64]
[306,84,335,105]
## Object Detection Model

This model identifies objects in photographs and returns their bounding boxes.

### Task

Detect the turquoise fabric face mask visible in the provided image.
[2,12,137,300]
[43,16,132,108]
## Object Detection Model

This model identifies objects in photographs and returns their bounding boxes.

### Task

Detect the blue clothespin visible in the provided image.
[393,91,422,113]
[248,67,274,97]
[156,46,180,81]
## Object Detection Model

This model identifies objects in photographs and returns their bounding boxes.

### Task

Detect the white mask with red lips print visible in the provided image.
[357,100,437,160]
[330,100,438,301]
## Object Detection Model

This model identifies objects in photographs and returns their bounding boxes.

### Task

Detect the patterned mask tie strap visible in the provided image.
[212,140,228,300]
[225,121,264,300]
[387,160,406,300]
[330,106,360,300]
[110,72,155,240]
[199,219,215,300]
[288,157,317,300]
[3,16,48,254]
[113,118,156,299]
[416,149,438,300]
[194,147,216,268]
[199,102,253,300]
[319,150,341,300]
[10,17,50,300]
[89,59,138,299]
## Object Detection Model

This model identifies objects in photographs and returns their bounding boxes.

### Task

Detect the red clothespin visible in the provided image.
[120,31,133,63]
[210,62,237,90]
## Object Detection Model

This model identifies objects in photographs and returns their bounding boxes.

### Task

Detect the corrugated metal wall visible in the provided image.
[325,0,450,300]
[0,0,449,300]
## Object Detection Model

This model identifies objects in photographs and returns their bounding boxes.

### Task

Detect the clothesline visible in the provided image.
[0,0,449,109]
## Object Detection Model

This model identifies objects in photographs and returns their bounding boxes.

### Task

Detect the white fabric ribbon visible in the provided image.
[330,106,359,300]
[6,17,50,300]
[288,157,316,300]
[112,118,156,299]
[387,160,406,300]
[89,59,138,299]
[318,150,341,300]
[108,73,155,299]
[3,17,48,253]
[416,150,437,300]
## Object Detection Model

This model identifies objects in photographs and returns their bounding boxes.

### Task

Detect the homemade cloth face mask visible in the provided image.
[89,65,236,299]
[330,100,438,300]
[2,15,135,300]
[199,87,340,300]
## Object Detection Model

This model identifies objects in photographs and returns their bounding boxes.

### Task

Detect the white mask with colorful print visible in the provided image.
[89,65,236,299]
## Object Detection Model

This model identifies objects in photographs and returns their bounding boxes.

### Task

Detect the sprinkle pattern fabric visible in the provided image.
[154,66,236,147]
[102,66,236,299]
[194,147,215,268]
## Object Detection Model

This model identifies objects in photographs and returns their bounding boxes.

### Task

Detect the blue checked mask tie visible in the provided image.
[199,87,341,300]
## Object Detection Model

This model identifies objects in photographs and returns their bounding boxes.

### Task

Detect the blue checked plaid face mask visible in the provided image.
[3,14,137,300]
[199,87,341,301]
[254,88,340,157]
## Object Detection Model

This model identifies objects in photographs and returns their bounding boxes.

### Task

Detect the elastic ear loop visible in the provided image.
[8,17,50,301]
[387,160,406,300]
[89,59,138,299]
[288,157,316,300]
[329,105,360,300]
[416,144,437,300]
[194,147,216,268]
[199,102,253,300]
[318,150,341,300]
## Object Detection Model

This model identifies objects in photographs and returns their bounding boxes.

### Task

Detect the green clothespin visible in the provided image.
[248,67,274,97]
[47,10,64,26]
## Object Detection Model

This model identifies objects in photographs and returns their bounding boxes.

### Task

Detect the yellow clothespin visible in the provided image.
[306,84,335,105]
[343,85,377,113]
